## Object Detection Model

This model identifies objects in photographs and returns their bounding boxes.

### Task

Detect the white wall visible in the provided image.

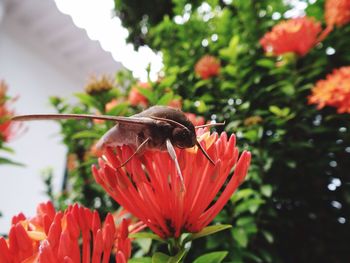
[0,29,83,233]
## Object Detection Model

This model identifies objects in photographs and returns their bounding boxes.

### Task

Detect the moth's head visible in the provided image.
[172,127,196,148]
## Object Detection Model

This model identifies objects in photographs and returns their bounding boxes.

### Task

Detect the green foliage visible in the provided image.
[49,74,134,212]
[130,232,167,243]
[112,0,350,262]
[129,258,152,263]
[48,72,180,215]
[0,84,22,166]
[38,0,350,262]
[185,224,232,242]
[193,251,228,263]
[114,0,202,48]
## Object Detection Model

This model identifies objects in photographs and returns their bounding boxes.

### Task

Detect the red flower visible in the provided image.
[195,55,221,79]
[92,130,251,238]
[0,81,23,142]
[105,99,119,112]
[0,105,22,142]
[309,66,350,113]
[0,80,7,105]
[128,83,150,107]
[168,98,182,109]
[325,0,350,27]
[260,17,322,56]
[0,201,142,263]
[184,112,205,126]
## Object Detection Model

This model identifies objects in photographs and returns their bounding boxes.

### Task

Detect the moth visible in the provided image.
[12,105,224,189]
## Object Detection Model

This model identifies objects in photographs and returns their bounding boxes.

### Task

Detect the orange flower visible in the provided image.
[92,99,121,125]
[88,141,104,158]
[92,129,251,238]
[325,0,350,27]
[244,116,263,126]
[0,81,23,142]
[0,105,20,142]
[168,98,182,109]
[128,82,150,107]
[105,99,119,112]
[309,66,350,113]
[260,17,322,56]
[185,112,205,126]
[0,201,143,262]
[195,55,220,79]
[67,153,78,172]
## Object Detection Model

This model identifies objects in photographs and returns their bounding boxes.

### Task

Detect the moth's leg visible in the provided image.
[196,140,215,165]
[166,138,186,192]
[117,137,150,168]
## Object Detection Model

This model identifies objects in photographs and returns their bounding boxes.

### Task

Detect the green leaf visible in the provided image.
[219,35,240,62]
[130,232,166,243]
[232,227,248,247]
[242,251,263,263]
[256,59,275,68]
[262,230,274,244]
[220,81,236,91]
[106,102,128,116]
[0,157,24,166]
[231,189,256,202]
[281,85,295,96]
[75,93,101,109]
[243,129,262,142]
[259,249,273,263]
[152,253,170,263]
[49,96,62,107]
[135,238,152,253]
[224,65,237,77]
[72,130,101,140]
[170,248,188,263]
[226,120,242,131]
[129,258,152,263]
[236,217,254,226]
[244,223,258,235]
[159,75,177,88]
[195,100,208,113]
[0,146,15,153]
[234,198,265,215]
[193,251,228,263]
[152,249,187,263]
[157,92,174,105]
[137,86,157,104]
[186,224,232,242]
[194,79,210,90]
[261,185,273,197]
[269,105,282,116]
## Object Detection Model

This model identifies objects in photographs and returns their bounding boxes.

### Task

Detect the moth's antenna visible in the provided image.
[196,140,215,165]
[195,122,225,129]
[116,138,150,168]
[166,139,186,192]
[150,116,191,133]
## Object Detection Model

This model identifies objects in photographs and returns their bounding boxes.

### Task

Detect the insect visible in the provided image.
[12,106,224,190]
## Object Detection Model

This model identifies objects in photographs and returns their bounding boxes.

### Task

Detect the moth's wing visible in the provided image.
[12,114,156,125]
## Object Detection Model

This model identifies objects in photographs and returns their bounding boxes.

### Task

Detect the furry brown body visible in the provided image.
[96,106,196,152]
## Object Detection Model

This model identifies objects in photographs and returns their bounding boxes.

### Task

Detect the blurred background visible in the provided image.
[0,0,350,262]
[0,0,123,233]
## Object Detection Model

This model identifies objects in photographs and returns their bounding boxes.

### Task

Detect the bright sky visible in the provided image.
[53,0,309,81]
[54,0,163,81]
